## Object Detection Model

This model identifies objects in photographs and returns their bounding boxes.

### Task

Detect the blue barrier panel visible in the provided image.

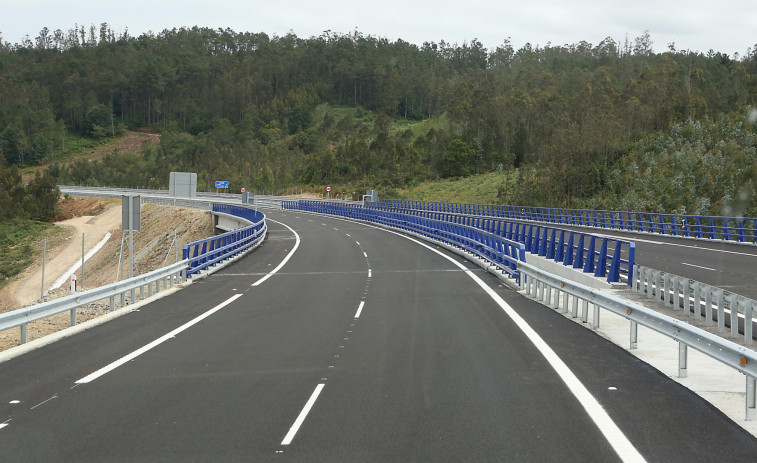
[283,200,526,283]
[183,205,267,277]
[374,199,757,244]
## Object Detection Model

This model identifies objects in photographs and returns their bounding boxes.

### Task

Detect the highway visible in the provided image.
[2,209,757,461]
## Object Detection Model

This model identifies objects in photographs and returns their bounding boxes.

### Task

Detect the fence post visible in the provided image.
[673,276,680,310]
[747,376,757,421]
[705,287,713,326]
[692,283,701,320]
[745,300,754,346]
[630,321,638,349]
[679,342,688,378]
[731,294,739,338]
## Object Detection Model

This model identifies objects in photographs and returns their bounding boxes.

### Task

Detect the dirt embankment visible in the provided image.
[0,197,214,351]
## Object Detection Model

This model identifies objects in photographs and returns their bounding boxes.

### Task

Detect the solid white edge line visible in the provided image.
[76,294,243,384]
[252,219,301,287]
[281,383,325,446]
[312,215,646,463]
[354,301,365,319]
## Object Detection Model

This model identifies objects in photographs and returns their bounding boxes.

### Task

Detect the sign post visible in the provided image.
[122,195,141,303]
[326,185,332,200]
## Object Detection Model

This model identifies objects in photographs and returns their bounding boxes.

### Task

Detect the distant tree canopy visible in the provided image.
[1,25,756,214]
[0,159,59,221]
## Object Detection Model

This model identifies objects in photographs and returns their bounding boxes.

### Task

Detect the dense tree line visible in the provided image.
[0,158,59,221]
[1,25,756,214]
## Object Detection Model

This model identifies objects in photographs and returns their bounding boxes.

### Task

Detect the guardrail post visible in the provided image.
[572,296,579,318]
[552,288,559,310]
[110,295,115,312]
[705,287,713,326]
[582,299,589,323]
[562,290,569,313]
[678,342,688,378]
[70,308,76,326]
[20,324,28,344]
[630,321,638,349]
[672,276,680,310]
[646,269,654,299]
[593,304,600,328]
[538,281,544,302]
[730,294,739,338]
[631,265,638,292]
[692,283,701,320]
[745,300,754,345]
[545,285,552,305]
[747,376,757,421]
[664,273,671,307]
[654,272,664,301]
[682,278,690,314]
[717,290,725,332]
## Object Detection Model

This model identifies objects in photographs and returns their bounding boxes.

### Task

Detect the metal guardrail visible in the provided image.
[183,204,267,277]
[283,200,526,282]
[366,203,635,285]
[377,199,757,244]
[632,265,756,345]
[0,261,187,345]
[518,261,757,420]
[1,189,270,348]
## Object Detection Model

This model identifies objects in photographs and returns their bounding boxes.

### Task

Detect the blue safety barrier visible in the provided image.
[183,205,267,277]
[367,205,635,285]
[282,200,526,282]
[373,199,757,244]
[283,200,635,285]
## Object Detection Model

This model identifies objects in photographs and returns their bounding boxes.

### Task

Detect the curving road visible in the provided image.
[1,210,756,461]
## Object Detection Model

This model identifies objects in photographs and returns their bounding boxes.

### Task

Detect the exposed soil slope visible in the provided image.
[0,197,214,350]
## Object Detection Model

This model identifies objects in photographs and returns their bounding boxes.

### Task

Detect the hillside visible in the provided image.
[0,197,214,350]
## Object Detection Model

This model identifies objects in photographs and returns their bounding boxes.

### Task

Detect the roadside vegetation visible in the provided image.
[0,25,756,216]
[0,219,53,287]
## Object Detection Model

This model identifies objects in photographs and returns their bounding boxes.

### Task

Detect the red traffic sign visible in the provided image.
[326,185,332,192]
[240,187,247,193]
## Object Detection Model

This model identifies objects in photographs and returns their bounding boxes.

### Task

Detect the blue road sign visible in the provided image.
[215,181,229,188]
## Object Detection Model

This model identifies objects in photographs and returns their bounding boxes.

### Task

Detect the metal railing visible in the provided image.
[377,199,757,244]
[283,200,526,281]
[183,204,267,277]
[366,202,635,285]
[518,261,757,420]
[0,261,187,345]
[632,265,756,345]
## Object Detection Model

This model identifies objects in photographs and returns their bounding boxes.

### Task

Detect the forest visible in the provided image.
[1,24,756,219]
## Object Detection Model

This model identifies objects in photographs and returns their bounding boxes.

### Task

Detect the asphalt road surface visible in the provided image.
[1,210,756,461]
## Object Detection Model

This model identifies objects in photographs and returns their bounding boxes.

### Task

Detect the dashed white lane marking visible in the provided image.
[355,241,360,246]
[681,262,717,272]
[30,395,58,410]
[332,218,646,463]
[0,423,8,431]
[281,384,325,446]
[354,301,365,319]
[252,219,301,287]
[363,252,368,258]
[76,294,243,384]
[368,269,372,278]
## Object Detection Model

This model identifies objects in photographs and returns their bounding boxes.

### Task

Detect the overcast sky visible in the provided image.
[2,0,756,56]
